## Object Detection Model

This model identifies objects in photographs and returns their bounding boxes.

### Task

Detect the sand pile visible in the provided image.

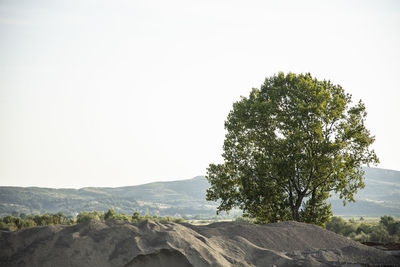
[1,220,398,266]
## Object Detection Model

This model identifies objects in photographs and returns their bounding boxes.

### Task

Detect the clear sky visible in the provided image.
[1,0,399,188]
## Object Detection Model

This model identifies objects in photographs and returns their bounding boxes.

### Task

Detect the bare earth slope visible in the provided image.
[1,220,398,267]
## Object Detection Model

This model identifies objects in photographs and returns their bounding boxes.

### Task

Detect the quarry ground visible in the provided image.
[1,220,399,266]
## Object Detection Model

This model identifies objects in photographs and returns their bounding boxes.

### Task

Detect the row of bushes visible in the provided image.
[0,210,184,231]
[0,212,75,230]
[326,216,400,243]
[3,211,399,244]
[77,210,184,224]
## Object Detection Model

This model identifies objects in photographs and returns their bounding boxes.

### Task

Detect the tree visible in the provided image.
[380,215,394,227]
[206,72,378,225]
[104,209,117,220]
[132,211,141,222]
[77,211,102,223]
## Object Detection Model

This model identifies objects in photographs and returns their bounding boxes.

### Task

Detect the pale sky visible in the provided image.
[1,0,399,188]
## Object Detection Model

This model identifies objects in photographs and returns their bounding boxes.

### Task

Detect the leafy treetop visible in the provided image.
[206,72,378,225]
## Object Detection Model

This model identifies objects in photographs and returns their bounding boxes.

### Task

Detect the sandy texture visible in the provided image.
[0,220,398,266]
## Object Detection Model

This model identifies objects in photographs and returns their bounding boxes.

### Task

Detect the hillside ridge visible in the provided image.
[0,167,399,217]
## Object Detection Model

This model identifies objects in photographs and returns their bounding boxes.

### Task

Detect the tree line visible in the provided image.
[0,210,184,231]
[2,211,399,244]
[326,216,400,243]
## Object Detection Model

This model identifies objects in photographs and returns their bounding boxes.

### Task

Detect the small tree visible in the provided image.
[380,215,394,227]
[132,211,141,222]
[370,224,390,243]
[104,209,117,220]
[77,211,102,223]
[206,73,378,225]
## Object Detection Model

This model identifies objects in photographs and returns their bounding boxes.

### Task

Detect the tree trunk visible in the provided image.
[291,196,303,222]
[292,207,299,221]
[309,188,316,218]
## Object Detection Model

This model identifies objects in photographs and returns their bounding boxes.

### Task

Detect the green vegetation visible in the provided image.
[207,73,378,225]
[0,212,75,230]
[0,210,184,231]
[326,216,400,243]
[0,176,217,218]
[0,168,399,219]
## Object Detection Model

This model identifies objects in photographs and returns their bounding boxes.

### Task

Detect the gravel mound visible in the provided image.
[0,220,398,266]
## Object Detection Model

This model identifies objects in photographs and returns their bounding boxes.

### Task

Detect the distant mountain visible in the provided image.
[0,176,219,218]
[0,167,399,218]
[330,167,400,216]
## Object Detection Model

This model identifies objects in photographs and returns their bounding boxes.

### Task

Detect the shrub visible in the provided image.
[77,211,102,223]
[369,224,390,243]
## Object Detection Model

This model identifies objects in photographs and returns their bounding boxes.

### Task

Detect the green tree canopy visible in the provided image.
[206,72,378,225]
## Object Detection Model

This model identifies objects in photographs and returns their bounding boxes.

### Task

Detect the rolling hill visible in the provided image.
[330,167,400,216]
[0,167,399,218]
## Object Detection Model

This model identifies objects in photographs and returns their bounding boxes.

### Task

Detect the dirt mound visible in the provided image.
[0,220,398,266]
[125,248,192,267]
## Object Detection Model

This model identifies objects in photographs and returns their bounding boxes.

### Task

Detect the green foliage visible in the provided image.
[353,231,369,242]
[0,176,212,218]
[131,211,184,224]
[132,211,141,222]
[158,216,184,223]
[369,224,390,243]
[380,215,395,227]
[356,223,373,234]
[0,210,184,231]
[1,169,398,219]
[326,216,400,243]
[77,211,103,223]
[326,216,347,235]
[104,209,117,220]
[0,213,71,230]
[207,72,378,225]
